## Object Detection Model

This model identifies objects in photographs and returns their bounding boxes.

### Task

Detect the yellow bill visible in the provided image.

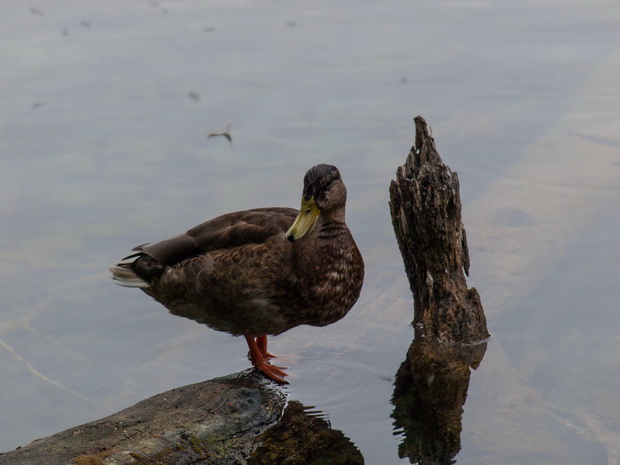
[286,196,320,242]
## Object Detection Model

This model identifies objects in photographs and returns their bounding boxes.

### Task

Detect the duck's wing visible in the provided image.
[133,207,298,266]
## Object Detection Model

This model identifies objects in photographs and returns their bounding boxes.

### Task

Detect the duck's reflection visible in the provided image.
[392,335,487,464]
[249,400,364,464]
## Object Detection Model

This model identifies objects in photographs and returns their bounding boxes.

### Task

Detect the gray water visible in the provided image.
[2,1,620,463]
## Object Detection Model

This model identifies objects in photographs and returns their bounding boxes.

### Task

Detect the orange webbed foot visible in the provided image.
[255,360,289,384]
[244,334,289,384]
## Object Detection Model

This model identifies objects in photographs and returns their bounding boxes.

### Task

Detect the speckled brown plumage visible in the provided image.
[110,164,364,383]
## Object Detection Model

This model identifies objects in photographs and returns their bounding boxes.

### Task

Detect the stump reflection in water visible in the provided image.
[392,336,487,465]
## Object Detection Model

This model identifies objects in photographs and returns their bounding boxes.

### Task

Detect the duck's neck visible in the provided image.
[293,208,350,261]
[313,207,347,237]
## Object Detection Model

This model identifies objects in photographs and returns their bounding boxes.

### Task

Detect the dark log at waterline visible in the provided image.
[0,369,363,465]
[389,115,489,343]
[0,371,285,465]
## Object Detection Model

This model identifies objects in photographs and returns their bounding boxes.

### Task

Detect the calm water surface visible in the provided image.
[2,1,620,463]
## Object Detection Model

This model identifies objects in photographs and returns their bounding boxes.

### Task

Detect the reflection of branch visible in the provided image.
[0,338,87,401]
[24,322,87,361]
[392,339,487,464]
[549,406,620,465]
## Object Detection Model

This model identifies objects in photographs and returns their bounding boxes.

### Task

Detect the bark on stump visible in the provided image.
[389,115,489,343]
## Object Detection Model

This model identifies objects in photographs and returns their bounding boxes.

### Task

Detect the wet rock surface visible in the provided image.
[0,370,286,465]
[0,369,364,465]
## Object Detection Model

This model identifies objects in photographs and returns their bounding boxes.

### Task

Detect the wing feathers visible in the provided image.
[133,207,297,267]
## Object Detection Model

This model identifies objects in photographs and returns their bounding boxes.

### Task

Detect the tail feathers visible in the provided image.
[109,263,150,288]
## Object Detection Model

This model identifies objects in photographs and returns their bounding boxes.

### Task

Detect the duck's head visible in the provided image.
[286,164,346,242]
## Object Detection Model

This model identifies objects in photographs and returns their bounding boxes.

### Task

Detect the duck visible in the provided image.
[109,164,364,383]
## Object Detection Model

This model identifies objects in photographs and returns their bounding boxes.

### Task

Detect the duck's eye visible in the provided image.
[305,208,311,214]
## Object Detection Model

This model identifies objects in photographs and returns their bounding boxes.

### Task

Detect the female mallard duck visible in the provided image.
[110,164,364,383]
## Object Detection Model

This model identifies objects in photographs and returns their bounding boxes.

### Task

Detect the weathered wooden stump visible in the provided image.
[389,116,489,463]
[389,115,489,343]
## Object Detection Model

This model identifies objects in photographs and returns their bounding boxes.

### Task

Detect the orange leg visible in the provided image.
[256,335,276,359]
[244,334,288,384]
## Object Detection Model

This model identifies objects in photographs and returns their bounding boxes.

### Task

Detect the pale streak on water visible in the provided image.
[1,1,620,463]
